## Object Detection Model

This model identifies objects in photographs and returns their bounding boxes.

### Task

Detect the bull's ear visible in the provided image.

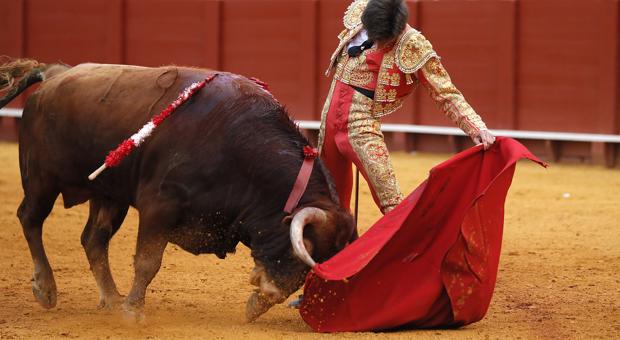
[281,215,293,226]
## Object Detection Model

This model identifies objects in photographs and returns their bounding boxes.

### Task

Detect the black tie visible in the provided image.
[348,40,374,57]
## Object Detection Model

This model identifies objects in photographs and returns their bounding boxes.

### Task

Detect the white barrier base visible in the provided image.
[0,108,24,118]
[296,120,620,143]
[2,109,619,143]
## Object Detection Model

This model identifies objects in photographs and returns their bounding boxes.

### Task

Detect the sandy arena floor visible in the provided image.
[0,141,618,339]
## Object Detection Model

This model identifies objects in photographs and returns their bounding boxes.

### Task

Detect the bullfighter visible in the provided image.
[318,0,496,214]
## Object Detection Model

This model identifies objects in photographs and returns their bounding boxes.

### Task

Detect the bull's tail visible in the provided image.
[0,57,70,109]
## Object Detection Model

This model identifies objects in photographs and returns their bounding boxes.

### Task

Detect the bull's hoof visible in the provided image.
[98,294,124,311]
[32,278,57,309]
[245,291,276,323]
[122,303,146,325]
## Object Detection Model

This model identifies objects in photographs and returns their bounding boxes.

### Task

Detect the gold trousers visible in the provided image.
[318,80,404,214]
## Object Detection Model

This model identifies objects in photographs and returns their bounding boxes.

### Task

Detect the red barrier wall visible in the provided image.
[24,0,123,65]
[317,0,350,119]
[0,0,619,160]
[517,0,619,134]
[221,0,318,120]
[415,0,517,130]
[125,0,221,68]
[0,0,25,107]
[614,0,620,136]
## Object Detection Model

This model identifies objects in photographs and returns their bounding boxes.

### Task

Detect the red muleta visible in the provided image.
[300,137,546,332]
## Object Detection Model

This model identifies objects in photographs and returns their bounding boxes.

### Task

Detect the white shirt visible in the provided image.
[347,29,375,49]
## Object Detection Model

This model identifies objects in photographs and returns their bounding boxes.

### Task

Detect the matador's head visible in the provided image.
[362,0,409,43]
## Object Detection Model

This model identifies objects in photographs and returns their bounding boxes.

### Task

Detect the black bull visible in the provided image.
[0,61,356,322]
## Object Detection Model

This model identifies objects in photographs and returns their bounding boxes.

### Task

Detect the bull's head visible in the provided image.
[246,206,355,322]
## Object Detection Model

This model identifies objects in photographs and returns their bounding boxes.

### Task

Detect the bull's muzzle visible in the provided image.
[245,207,327,322]
[246,264,286,322]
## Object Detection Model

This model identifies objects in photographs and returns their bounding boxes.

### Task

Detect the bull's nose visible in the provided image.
[246,291,275,323]
[245,284,286,323]
[249,264,285,302]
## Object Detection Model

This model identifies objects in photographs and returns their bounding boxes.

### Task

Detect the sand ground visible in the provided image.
[0,142,618,339]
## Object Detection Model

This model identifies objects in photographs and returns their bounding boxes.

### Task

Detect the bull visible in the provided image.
[0,59,355,322]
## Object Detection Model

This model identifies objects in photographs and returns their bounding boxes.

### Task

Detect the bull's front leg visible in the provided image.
[122,205,173,323]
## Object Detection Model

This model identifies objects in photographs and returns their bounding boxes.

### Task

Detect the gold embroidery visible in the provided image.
[378,71,400,86]
[390,73,400,87]
[372,100,403,118]
[427,58,448,77]
[374,85,386,101]
[343,0,369,30]
[337,29,348,40]
[326,25,363,77]
[378,71,391,85]
[347,92,403,212]
[333,50,348,81]
[382,52,395,66]
[420,59,487,136]
[395,28,439,74]
[374,48,396,101]
[405,73,415,85]
[375,85,397,102]
[333,51,373,88]
[350,65,373,87]
[387,89,397,101]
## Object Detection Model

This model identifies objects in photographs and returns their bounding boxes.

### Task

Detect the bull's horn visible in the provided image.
[290,207,327,267]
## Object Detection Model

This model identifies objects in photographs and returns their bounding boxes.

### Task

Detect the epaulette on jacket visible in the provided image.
[395,28,439,74]
[343,0,368,29]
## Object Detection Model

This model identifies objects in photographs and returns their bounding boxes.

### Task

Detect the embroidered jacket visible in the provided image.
[326,0,487,137]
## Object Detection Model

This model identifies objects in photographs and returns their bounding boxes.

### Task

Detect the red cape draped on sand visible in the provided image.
[300,137,546,332]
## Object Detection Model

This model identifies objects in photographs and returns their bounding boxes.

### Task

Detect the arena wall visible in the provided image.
[0,0,619,166]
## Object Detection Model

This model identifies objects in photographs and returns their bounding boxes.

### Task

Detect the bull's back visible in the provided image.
[21,64,205,174]
[23,63,188,144]
[18,63,283,208]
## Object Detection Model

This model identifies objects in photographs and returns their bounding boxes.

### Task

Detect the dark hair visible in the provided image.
[361,0,409,43]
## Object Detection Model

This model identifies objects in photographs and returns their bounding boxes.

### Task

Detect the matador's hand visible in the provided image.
[471,129,496,150]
